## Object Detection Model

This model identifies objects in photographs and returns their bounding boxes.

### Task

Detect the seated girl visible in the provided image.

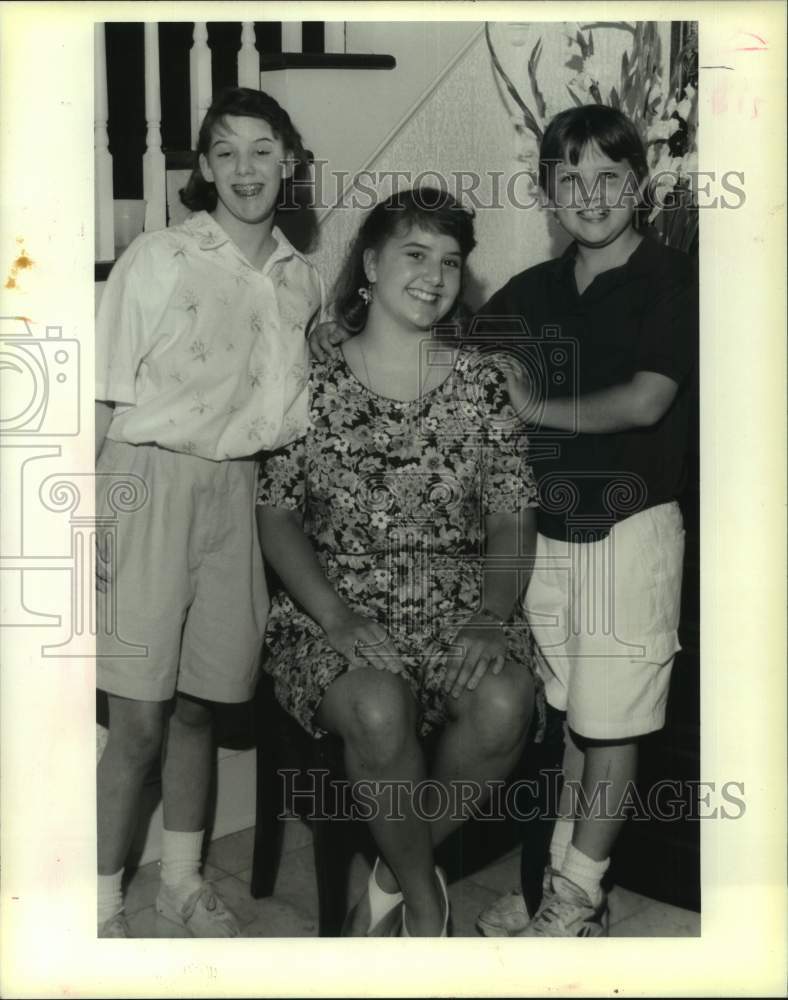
[256,188,543,937]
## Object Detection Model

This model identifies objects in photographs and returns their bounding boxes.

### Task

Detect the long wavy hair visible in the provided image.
[333,188,476,336]
[179,87,311,213]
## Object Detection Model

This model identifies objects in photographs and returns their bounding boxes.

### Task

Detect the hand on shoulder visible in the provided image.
[308,320,350,361]
[500,356,538,425]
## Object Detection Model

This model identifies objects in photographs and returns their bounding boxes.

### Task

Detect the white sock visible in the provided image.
[98,869,124,925]
[549,819,574,872]
[160,829,204,897]
[560,843,609,908]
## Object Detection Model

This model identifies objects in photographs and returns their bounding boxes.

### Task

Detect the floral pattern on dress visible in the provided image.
[257,348,545,739]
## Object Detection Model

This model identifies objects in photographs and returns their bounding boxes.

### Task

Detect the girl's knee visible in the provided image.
[337,671,417,765]
[466,668,533,755]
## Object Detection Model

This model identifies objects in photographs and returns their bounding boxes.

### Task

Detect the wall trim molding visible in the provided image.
[261,52,395,71]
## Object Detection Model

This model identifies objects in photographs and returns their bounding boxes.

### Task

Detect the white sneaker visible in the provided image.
[518,873,608,937]
[476,888,529,937]
[98,911,130,938]
[156,882,241,937]
[476,865,557,937]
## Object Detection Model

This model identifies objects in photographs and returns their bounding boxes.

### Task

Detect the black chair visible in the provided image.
[250,671,565,935]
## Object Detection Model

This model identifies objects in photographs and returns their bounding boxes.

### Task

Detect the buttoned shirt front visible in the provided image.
[476,236,698,540]
[96,211,324,460]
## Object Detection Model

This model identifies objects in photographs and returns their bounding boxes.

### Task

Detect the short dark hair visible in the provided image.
[334,188,476,335]
[179,87,310,212]
[539,104,648,197]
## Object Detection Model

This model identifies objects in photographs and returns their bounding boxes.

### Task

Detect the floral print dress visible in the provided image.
[256,347,543,738]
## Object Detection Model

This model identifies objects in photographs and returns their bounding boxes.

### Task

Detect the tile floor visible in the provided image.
[123,820,700,937]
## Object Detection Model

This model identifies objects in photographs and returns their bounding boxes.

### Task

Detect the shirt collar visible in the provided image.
[184,211,231,250]
[184,211,307,267]
[268,224,305,266]
[553,241,577,290]
[555,233,655,287]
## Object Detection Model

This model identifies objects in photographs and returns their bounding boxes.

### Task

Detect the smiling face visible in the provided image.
[550,143,644,252]
[363,224,463,333]
[199,115,291,233]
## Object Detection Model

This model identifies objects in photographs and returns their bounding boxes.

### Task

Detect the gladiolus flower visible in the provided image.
[647,119,681,142]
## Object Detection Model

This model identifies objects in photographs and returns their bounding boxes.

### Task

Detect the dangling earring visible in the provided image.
[358,285,373,306]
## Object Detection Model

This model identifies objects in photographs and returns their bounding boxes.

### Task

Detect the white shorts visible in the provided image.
[524,502,685,739]
[96,441,268,703]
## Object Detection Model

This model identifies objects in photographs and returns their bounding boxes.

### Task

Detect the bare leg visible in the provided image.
[429,661,533,846]
[316,668,443,936]
[97,694,166,875]
[375,662,533,884]
[161,693,214,832]
[555,721,584,822]
[570,737,638,861]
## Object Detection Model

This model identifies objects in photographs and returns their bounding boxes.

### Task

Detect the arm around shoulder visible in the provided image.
[628,370,681,426]
[534,370,680,433]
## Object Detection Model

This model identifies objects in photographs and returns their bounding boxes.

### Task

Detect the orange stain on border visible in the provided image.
[5,238,35,289]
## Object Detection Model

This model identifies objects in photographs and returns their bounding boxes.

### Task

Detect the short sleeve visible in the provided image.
[316,270,332,325]
[300,265,329,337]
[475,278,521,328]
[95,234,177,405]
[635,249,698,385]
[474,354,539,515]
[472,268,543,343]
[256,435,307,512]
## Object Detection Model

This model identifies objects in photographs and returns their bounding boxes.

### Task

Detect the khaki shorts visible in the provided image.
[96,440,268,703]
[524,502,685,739]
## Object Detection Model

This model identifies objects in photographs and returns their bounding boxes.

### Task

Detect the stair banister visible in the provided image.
[94,23,114,261]
[190,22,211,149]
[324,22,345,54]
[143,23,166,232]
[238,22,259,88]
[282,22,302,53]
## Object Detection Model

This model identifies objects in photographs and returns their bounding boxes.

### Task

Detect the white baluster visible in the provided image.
[94,24,114,261]
[142,23,166,231]
[281,22,302,53]
[238,22,259,88]
[324,22,345,54]
[190,22,212,149]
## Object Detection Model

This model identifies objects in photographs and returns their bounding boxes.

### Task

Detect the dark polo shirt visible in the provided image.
[474,236,698,541]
